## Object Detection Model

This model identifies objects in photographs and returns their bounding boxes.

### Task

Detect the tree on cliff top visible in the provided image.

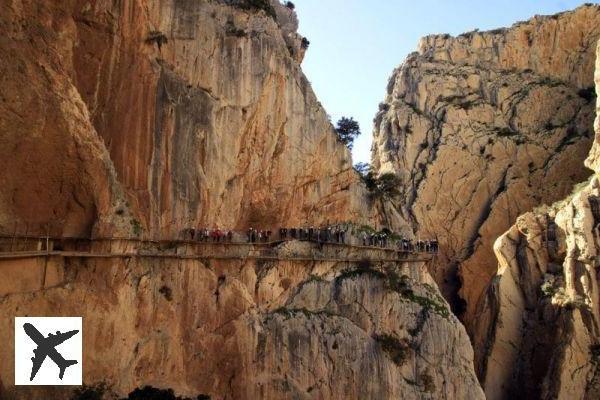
[336,117,361,150]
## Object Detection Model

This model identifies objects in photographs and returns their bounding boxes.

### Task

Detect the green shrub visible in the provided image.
[232,0,277,20]
[301,37,310,49]
[387,271,450,318]
[540,280,557,297]
[130,218,143,237]
[373,334,410,366]
[159,285,173,301]
[73,384,107,400]
[146,31,168,49]
[123,386,211,400]
[270,307,334,320]
[225,21,247,37]
[356,167,400,200]
[374,173,401,198]
[496,127,518,137]
[335,267,385,283]
[419,370,435,393]
[578,86,596,103]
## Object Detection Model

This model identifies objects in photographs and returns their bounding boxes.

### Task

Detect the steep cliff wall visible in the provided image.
[0,0,374,240]
[0,0,487,399]
[0,242,484,399]
[474,39,600,400]
[371,5,600,324]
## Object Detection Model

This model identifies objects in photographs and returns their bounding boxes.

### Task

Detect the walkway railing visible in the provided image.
[0,235,436,263]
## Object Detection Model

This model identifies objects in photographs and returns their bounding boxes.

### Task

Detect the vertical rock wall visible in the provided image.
[371,5,600,328]
[0,0,376,239]
[0,243,484,399]
[476,39,600,399]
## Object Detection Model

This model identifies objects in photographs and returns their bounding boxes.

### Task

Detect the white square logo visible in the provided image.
[14,317,82,385]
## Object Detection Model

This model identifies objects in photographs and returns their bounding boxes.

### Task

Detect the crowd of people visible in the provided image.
[274,226,347,243]
[181,228,233,242]
[247,228,273,243]
[180,226,438,254]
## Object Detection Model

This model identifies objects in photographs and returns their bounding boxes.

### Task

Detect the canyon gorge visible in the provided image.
[2,0,600,399]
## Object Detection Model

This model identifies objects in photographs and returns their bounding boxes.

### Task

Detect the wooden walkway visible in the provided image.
[0,236,435,264]
[0,250,432,263]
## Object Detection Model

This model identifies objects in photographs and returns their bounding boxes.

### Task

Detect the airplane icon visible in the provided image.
[23,322,79,381]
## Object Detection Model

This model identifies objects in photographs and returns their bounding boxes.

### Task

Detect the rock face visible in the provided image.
[371,4,600,325]
[0,242,484,399]
[473,39,600,400]
[0,0,486,399]
[0,0,374,240]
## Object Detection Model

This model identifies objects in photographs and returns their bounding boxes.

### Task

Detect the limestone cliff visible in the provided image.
[0,0,486,399]
[0,0,374,240]
[0,242,484,399]
[371,4,600,325]
[473,39,600,400]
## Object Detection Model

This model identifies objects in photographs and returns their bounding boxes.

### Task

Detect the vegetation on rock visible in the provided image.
[373,333,411,366]
[335,116,361,150]
[124,386,210,400]
[146,31,168,49]
[230,0,277,19]
[354,163,401,199]
[301,37,310,49]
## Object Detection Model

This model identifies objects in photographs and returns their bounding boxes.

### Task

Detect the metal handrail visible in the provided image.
[0,235,439,255]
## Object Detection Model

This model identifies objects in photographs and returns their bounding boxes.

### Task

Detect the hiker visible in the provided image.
[227,230,233,242]
[181,228,192,240]
[193,228,202,242]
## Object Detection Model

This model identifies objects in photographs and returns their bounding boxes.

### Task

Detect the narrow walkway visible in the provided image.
[0,250,432,263]
[0,236,436,264]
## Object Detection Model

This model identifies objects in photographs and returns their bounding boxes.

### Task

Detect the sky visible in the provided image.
[295,0,599,164]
